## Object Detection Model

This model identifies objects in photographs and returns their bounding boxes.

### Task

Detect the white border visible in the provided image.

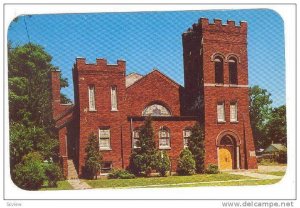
[1,2,297,204]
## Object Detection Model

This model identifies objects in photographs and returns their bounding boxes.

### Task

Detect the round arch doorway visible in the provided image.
[217,134,240,170]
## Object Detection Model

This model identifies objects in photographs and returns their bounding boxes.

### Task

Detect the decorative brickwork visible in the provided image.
[51,17,257,178]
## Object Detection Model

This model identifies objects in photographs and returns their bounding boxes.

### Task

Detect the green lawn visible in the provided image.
[85,173,259,189]
[257,171,286,177]
[40,181,73,191]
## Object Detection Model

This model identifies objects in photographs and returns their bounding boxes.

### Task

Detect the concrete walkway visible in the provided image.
[68,179,91,190]
[228,171,282,180]
[258,165,286,172]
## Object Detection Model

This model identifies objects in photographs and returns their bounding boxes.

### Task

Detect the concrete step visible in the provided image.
[67,159,79,180]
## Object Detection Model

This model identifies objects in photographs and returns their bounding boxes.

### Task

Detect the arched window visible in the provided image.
[229,57,238,85]
[132,128,140,149]
[214,56,224,84]
[159,127,170,149]
[142,103,171,117]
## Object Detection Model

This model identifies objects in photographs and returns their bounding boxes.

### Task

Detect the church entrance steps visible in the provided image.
[67,159,79,179]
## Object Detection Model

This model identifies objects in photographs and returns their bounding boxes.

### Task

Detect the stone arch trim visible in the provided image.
[211,52,226,62]
[142,100,173,116]
[226,53,241,63]
[216,130,241,146]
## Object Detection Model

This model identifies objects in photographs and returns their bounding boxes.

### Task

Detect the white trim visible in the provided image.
[111,86,118,111]
[217,147,220,169]
[236,146,240,169]
[204,83,248,88]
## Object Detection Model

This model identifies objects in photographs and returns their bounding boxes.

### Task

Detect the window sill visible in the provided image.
[215,83,224,87]
[89,109,97,112]
[100,148,112,151]
[230,121,239,124]
[229,84,238,87]
[111,109,118,112]
[217,121,226,124]
[159,147,171,150]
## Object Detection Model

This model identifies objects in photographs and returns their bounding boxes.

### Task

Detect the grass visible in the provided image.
[84,173,257,189]
[164,179,281,188]
[257,171,286,177]
[40,180,74,191]
[258,160,286,166]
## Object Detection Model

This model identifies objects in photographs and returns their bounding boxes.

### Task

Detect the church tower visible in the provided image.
[182,18,257,170]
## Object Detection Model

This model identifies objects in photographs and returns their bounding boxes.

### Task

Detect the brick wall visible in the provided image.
[73,58,127,176]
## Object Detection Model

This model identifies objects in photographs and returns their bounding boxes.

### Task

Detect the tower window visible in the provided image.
[111,86,118,111]
[229,58,238,84]
[214,56,224,84]
[230,102,238,122]
[88,85,96,111]
[99,128,111,150]
[217,102,225,122]
[159,127,170,149]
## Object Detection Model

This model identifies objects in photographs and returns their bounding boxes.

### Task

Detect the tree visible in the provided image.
[265,105,287,146]
[156,151,170,177]
[177,149,196,176]
[129,117,158,176]
[249,85,273,149]
[188,122,205,173]
[8,43,67,185]
[84,133,102,179]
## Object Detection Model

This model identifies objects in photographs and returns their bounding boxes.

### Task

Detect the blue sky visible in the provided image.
[8,9,285,107]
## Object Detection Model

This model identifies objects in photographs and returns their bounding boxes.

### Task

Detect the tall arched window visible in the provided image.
[159,127,170,149]
[229,57,238,85]
[214,56,224,84]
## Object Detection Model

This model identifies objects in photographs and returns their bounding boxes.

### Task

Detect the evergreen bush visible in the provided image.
[177,149,196,176]
[205,164,219,174]
[156,151,170,177]
[108,169,135,179]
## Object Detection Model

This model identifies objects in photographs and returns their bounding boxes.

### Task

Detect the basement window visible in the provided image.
[100,161,112,174]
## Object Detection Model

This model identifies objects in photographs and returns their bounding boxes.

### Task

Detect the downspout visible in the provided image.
[121,125,124,169]
[243,114,248,169]
[130,118,133,153]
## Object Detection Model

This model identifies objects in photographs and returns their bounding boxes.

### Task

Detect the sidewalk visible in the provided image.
[68,179,91,190]
[228,171,282,180]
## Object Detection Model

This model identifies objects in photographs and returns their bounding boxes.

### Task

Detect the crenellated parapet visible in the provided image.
[75,57,126,73]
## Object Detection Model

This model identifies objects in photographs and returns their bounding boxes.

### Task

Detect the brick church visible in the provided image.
[51,18,258,178]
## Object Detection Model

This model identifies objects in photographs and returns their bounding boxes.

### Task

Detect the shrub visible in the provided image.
[276,151,287,164]
[205,164,219,174]
[108,169,135,179]
[177,149,195,176]
[129,117,158,176]
[84,133,102,179]
[13,152,45,190]
[44,163,62,187]
[156,151,170,177]
[188,122,205,173]
[129,152,145,176]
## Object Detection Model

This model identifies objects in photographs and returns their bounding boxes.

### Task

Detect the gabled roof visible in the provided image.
[126,72,143,87]
[126,68,181,89]
[263,143,287,153]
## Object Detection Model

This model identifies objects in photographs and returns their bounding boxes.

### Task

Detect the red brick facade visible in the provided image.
[52,18,257,178]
